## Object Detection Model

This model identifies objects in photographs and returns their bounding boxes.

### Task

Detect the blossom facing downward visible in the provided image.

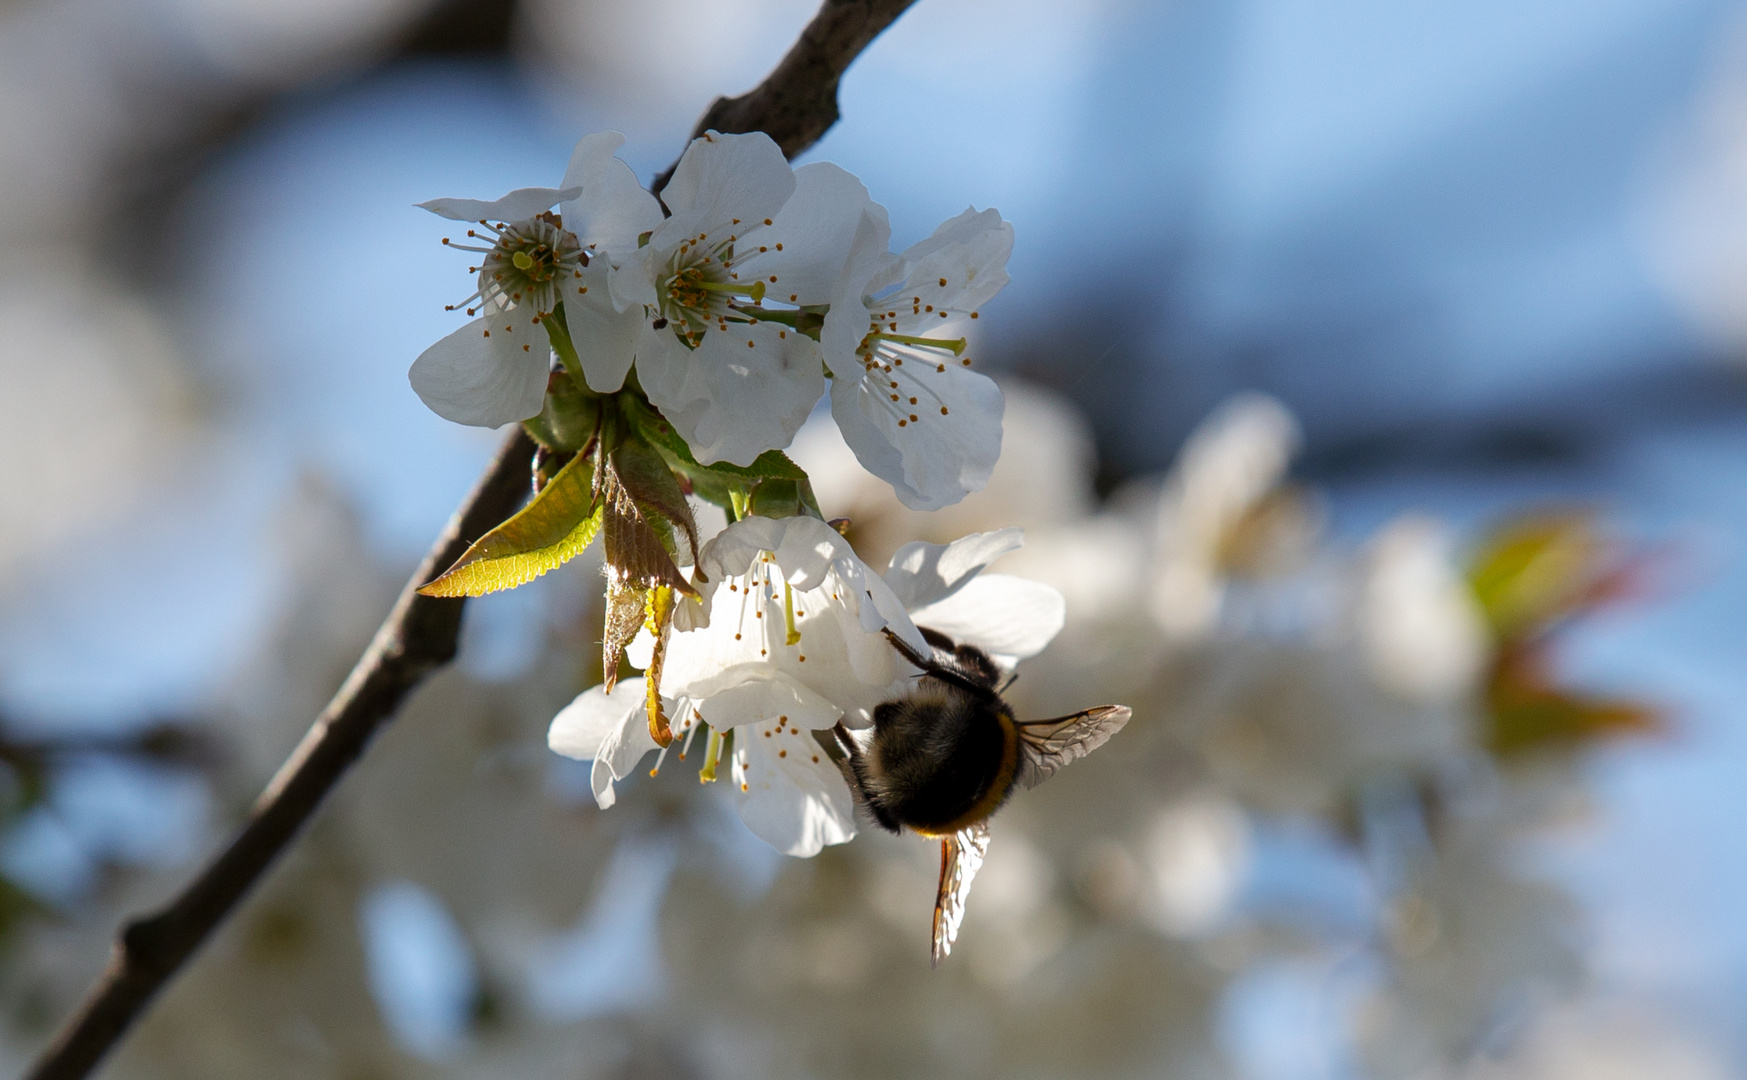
[828,207,1013,511]
[411,132,661,428]
[548,518,1068,858]
[567,131,876,465]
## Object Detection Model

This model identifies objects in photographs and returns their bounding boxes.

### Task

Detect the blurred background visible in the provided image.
[0,0,1744,1076]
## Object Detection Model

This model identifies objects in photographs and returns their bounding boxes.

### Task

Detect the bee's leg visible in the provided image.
[880,627,938,673]
[881,628,997,700]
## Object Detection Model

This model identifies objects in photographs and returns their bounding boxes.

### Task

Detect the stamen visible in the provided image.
[699,729,723,783]
[783,582,801,646]
[870,333,967,356]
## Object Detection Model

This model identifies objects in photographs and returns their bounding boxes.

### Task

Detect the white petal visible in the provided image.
[695,516,843,589]
[906,574,1065,661]
[548,678,644,761]
[606,245,659,312]
[642,321,823,467]
[740,163,879,304]
[730,725,857,857]
[564,261,639,392]
[886,216,1013,333]
[829,358,1004,510]
[557,131,664,252]
[696,670,842,731]
[819,203,895,370]
[883,527,1024,610]
[662,517,924,721]
[624,627,656,671]
[551,679,659,809]
[409,309,550,428]
[655,130,795,240]
[900,206,1005,263]
[419,186,579,223]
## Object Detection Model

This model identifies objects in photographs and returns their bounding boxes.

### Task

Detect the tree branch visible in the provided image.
[651,0,919,193]
[22,0,919,1076]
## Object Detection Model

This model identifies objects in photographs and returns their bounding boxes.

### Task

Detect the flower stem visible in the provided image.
[543,305,589,389]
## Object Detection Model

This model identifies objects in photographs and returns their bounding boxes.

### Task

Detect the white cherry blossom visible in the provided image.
[566,131,876,465]
[827,207,1013,511]
[547,517,1067,858]
[410,132,661,428]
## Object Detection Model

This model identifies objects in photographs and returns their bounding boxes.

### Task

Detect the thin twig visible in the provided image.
[22,0,919,1075]
[651,0,919,193]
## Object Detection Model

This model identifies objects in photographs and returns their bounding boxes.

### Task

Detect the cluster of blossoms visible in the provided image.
[412,130,1009,512]
[408,128,1081,889]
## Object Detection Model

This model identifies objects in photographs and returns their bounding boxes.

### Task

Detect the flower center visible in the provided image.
[441,212,584,318]
[652,230,778,347]
[854,311,974,430]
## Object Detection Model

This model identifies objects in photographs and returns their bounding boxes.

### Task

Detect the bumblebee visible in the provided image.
[834,627,1131,964]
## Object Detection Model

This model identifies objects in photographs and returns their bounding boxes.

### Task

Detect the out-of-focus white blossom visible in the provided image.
[1150,393,1301,639]
[1138,793,1251,938]
[1354,814,1582,1079]
[1359,517,1491,704]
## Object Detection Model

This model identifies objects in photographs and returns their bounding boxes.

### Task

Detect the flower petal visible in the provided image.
[409,309,550,427]
[557,131,664,253]
[663,516,924,725]
[730,722,857,857]
[605,245,658,312]
[419,186,580,223]
[549,679,644,761]
[883,527,1024,610]
[564,261,639,392]
[696,669,842,731]
[740,162,879,304]
[819,202,895,370]
[887,214,1013,331]
[906,573,1066,662]
[641,321,824,467]
[829,357,1004,510]
[696,515,853,592]
[899,206,1005,263]
[654,130,795,242]
[549,678,656,810]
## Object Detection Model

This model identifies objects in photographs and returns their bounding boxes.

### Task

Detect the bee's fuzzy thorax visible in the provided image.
[845,639,1023,836]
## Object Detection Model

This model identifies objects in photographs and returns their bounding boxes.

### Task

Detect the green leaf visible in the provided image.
[611,436,699,562]
[747,478,803,518]
[420,453,601,597]
[1466,513,1600,641]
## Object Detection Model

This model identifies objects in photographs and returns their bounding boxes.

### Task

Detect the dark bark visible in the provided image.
[652,0,919,194]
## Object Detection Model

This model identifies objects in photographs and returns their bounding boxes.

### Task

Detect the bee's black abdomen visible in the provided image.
[838,635,1019,834]
[865,685,1011,833]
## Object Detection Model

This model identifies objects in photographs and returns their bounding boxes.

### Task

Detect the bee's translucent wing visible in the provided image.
[932,821,992,966]
[1014,705,1132,790]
